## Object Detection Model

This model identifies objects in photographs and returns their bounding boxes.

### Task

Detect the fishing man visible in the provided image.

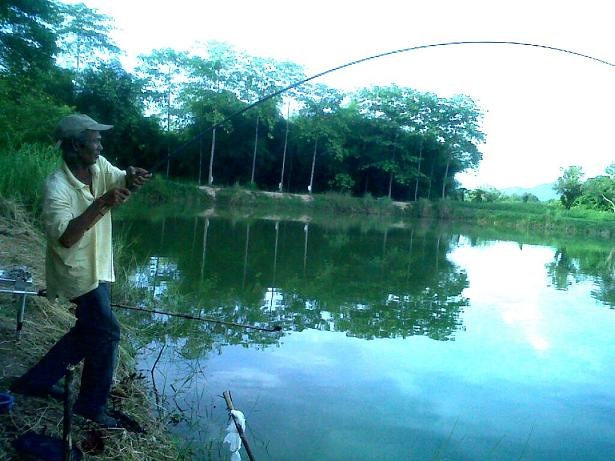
[11,113,151,428]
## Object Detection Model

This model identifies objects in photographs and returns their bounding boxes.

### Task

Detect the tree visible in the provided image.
[136,48,190,176]
[55,2,120,73]
[72,60,164,168]
[352,86,424,199]
[0,0,58,75]
[295,83,347,193]
[434,95,484,199]
[469,187,501,202]
[578,175,615,212]
[554,166,584,209]
[0,0,73,148]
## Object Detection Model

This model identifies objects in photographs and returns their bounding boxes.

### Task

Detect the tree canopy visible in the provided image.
[1,0,486,201]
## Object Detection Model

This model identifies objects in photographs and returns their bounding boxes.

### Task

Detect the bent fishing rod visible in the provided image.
[37,290,282,332]
[150,39,615,173]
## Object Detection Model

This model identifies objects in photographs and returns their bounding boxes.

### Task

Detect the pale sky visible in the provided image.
[68,0,615,189]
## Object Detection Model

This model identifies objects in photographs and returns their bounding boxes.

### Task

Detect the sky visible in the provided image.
[67,0,615,189]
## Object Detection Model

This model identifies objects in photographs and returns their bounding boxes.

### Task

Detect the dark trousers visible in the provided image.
[16,283,120,415]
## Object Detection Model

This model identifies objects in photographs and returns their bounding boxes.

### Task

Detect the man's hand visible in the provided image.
[126,167,152,190]
[98,187,131,209]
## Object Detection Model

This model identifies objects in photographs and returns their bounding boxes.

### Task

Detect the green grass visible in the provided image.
[4,145,614,240]
[0,143,61,216]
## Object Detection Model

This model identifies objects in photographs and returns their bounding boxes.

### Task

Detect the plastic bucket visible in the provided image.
[0,392,15,413]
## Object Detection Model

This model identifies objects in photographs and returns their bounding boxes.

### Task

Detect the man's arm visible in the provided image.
[58,187,130,248]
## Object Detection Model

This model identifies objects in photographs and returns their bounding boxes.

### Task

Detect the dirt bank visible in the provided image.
[0,199,181,460]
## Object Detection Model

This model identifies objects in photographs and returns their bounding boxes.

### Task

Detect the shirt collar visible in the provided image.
[61,159,100,190]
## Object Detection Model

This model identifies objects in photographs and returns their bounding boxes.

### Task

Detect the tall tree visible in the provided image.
[136,48,189,175]
[434,95,484,198]
[72,60,164,167]
[0,0,58,75]
[55,2,119,73]
[554,165,584,209]
[295,83,346,193]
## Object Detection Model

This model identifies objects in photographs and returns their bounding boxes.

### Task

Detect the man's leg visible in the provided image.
[72,283,121,417]
[11,319,85,395]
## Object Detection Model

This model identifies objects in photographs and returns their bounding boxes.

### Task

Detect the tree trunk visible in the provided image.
[208,127,216,185]
[76,35,81,73]
[441,152,451,199]
[308,137,318,194]
[427,161,434,199]
[279,105,290,192]
[602,194,615,212]
[198,128,203,185]
[388,134,398,199]
[414,142,423,201]
[250,115,259,184]
[165,87,171,177]
[286,147,294,191]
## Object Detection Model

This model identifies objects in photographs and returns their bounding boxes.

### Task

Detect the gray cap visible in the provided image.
[55,114,113,141]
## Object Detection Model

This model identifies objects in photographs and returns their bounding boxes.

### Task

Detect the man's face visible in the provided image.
[76,130,103,166]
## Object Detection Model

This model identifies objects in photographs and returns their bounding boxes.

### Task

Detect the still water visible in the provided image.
[116,214,615,461]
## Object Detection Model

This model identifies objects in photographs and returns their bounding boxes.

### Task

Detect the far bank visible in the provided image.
[122,178,615,240]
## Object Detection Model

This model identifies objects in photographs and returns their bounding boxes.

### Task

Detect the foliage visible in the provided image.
[578,175,615,212]
[55,1,120,72]
[0,0,489,202]
[0,0,58,75]
[72,60,166,168]
[0,76,73,149]
[468,187,502,203]
[554,165,584,209]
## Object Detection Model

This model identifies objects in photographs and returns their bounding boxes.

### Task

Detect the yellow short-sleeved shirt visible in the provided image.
[43,155,126,301]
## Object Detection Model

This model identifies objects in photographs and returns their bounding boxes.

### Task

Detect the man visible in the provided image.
[11,114,151,428]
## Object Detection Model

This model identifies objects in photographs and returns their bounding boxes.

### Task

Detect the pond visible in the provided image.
[115,213,615,461]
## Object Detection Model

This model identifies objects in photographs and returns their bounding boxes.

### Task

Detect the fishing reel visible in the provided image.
[0,265,33,292]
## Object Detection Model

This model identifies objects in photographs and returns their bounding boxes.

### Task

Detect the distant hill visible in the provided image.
[501,183,558,202]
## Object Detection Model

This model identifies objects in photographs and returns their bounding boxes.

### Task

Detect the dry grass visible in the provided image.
[0,198,185,460]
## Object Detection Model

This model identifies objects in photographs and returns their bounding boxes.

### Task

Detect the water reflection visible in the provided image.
[545,245,615,308]
[116,215,615,461]
[129,256,180,298]
[120,217,470,346]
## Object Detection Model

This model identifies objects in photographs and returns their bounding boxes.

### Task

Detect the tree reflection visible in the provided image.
[116,217,470,354]
[545,245,615,309]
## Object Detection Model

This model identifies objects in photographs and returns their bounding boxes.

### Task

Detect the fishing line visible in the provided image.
[36,290,282,332]
[112,302,283,332]
[151,40,615,173]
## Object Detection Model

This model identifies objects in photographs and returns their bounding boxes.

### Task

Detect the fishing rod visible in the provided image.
[36,290,281,332]
[151,39,615,173]
[112,302,283,333]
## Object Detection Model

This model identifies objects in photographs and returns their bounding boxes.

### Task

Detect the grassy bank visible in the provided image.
[0,144,61,216]
[167,184,615,240]
[4,141,612,241]
[0,198,186,460]
[440,200,615,239]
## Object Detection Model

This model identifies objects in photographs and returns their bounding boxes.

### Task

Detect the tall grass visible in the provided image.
[0,143,61,215]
